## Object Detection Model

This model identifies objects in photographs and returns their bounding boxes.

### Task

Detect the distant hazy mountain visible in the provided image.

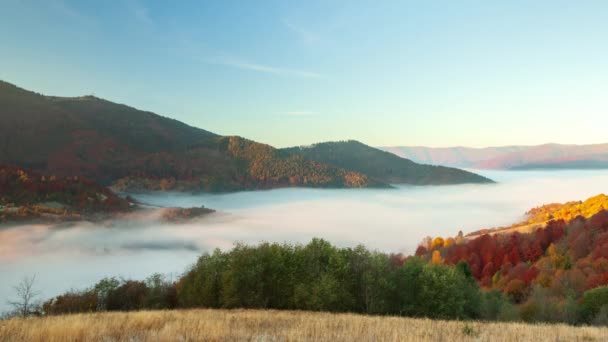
[0,80,491,191]
[381,144,608,170]
[380,146,528,168]
[475,144,608,170]
[282,141,493,185]
[511,159,608,170]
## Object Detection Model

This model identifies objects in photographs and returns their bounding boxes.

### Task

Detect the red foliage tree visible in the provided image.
[414,245,428,257]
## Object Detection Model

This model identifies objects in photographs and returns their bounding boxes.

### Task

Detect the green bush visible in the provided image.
[480,290,508,320]
[580,286,608,324]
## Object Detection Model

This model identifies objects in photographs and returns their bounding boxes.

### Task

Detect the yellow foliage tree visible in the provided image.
[547,243,557,258]
[431,237,445,249]
[547,243,568,269]
[444,237,455,248]
[431,250,444,264]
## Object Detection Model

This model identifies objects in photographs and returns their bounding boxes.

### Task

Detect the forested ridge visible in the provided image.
[282,141,493,185]
[0,80,490,192]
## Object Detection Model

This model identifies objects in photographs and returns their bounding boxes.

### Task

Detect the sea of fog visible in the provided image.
[2,170,608,312]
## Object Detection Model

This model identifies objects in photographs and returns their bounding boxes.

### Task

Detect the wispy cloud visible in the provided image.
[282,18,320,46]
[211,56,324,79]
[175,36,324,79]
[281,111,317,117]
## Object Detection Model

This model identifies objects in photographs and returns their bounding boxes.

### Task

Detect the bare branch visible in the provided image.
[6,275,40,317]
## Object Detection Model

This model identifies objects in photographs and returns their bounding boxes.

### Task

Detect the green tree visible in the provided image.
[395,257,425,316]
[291,239,345,311]
[144,273,176,309]
[178,249,229,308]
[93,277,119,311]
[580,286,608,324]
[221,242,294,309]
[480,290,507,321]
[417,263,468,319]
[560,296,579,324]
[457,261,481,318]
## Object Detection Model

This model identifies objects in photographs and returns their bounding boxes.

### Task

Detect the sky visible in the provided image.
[1,0,608,148]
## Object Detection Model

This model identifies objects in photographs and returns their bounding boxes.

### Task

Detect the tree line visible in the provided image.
[8,235,608,325]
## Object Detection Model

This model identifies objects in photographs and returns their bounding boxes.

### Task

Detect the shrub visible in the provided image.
[580,286,608,324]
[43,290,97,315]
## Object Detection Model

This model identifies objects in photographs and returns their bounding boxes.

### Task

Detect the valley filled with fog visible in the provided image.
[2,170,608,312]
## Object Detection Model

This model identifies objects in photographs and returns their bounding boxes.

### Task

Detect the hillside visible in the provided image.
[112,136,385,191]
[0,81,383,191]
[381,144,608,170]
[0,165,132,222]
[282,141,493,185]
[467,194,608,237]
[417,206,608,321]
[0,80,493,191]
[2,309,606,342]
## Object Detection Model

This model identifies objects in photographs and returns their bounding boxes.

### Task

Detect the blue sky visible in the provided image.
[1,1,607,148]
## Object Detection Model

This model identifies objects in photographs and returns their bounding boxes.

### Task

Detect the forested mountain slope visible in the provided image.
[0,81,490,191]
[0,81,380,191]
[0,164,132,222]
[283,141,493,185]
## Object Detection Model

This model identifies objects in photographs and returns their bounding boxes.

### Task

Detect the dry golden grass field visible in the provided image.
[1,309,607,342]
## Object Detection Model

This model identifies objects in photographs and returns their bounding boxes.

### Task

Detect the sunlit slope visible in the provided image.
[468,193,608,237]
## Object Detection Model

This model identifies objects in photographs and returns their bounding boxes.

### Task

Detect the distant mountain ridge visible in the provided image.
[282,141,492,185]
[381,144,608,170]
[0,80,491,191]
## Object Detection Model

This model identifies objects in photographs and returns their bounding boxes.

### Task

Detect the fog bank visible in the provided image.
[2,170,608,312]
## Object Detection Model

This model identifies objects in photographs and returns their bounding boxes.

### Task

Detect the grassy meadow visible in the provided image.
[1,309,607,342]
